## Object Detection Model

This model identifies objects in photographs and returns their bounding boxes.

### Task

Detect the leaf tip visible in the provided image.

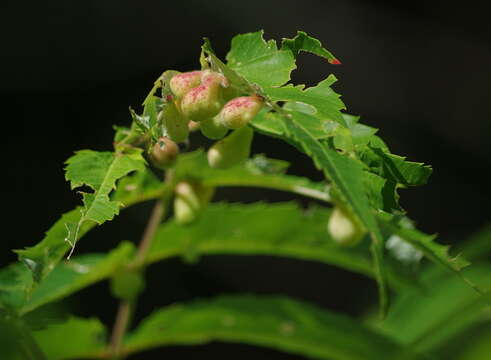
[328,58,342,65]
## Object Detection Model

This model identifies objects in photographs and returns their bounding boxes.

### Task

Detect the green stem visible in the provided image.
[108,169,175,358]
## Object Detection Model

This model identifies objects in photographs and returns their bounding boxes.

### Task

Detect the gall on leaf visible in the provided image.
[218,95,264,129]
[207,126,254,169]
[174,181,214,225]
[150,136,179,168]
[200,116,228,140]
[327,206,366,246]
[180,70,228,122]
[169,71,202,98]
[110,269,145,300]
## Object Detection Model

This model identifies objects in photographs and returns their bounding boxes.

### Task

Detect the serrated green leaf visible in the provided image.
[377,212,470,273]
[65,150,145,194]
[0,314,47,360]
[361,145,432,187]
[378,264,491,353]
[14,208,91,286]
[13,169,158,290]
[279,115,389,314]
[15,150,147,287]
[265,75,346,126]
[0,261,34,311]
[348,122,379,151]
[146,203,414,291]
[32,316,106,360]
[20,242,134,315]
[226,30,296,88]
[124,295,418,360]
[63,149,145,257]
[175,151,331,202]
[202,40,253,95]
[363,172,400,212]
[281,31,341,64]
[111,168,163,205]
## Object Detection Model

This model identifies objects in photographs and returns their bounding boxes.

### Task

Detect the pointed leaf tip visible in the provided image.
[329,58,342,65]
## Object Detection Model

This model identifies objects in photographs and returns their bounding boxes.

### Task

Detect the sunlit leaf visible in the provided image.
[226,30,295,88]
[265,75,346,126]
[281,30,341,64]
[174,150,331,202]
[15,150,145,285]
[147,203,414,291]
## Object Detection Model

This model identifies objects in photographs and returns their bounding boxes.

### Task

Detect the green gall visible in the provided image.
[207,126,254,169]
[201,69,229,87]
[218,95,264,129]
[150,136,179,168]
[161,100,189,143]
[110,270,145,300]
[327,207,365,246]
[200,116,228,140]
[169,70,202,98]
[180,81,223,122]
[174,181,215,225]
[202,69,237,101]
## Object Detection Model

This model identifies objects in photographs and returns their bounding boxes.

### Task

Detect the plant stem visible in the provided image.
[132,200,165,267]
[108,169,175,358]
[109,300,133,358]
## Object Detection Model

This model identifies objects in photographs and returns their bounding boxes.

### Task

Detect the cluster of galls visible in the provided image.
[150,69,263,171]
[148,69,263,225]
[148,71,367,244]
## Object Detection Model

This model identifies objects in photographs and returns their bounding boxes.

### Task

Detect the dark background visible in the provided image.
[2,1,491,359]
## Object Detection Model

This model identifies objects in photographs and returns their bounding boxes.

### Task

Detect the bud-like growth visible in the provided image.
[110,270,145,300]
[202,69,238,101]
[179,70,228,122]
[201,69,229,87]
[327,206,365,246]
[150,136,179,168]
[169,71,202,98]
[207,126,254,169]
[218,95,263,129]
[174,181,214,225]
[200,116,228,140]
[180,81,223,122]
